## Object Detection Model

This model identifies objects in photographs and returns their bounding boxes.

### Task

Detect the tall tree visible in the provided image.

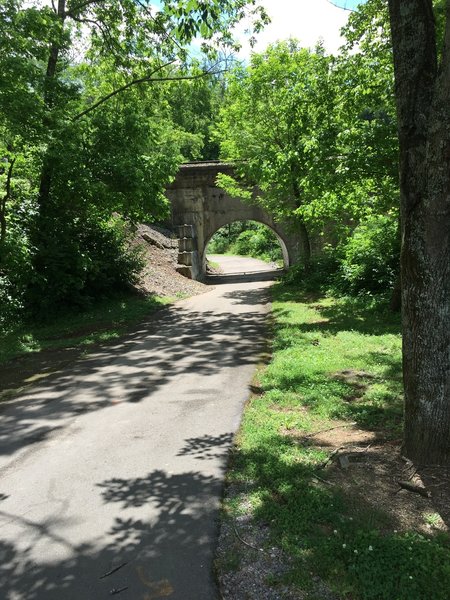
[215,41,336,262]
[387,0,450,463]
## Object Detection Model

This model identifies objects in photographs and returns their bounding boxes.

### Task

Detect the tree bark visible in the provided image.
[389,217,402,312]
[0,157,16,246]
[388,0,450,464]
[298,218,311,264]
[291,178,311,264]
[389,272,401,312]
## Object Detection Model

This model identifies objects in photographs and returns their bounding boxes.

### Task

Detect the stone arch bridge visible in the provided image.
[165,161,301,279]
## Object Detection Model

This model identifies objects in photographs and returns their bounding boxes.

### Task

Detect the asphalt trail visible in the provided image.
[0,255,281,600]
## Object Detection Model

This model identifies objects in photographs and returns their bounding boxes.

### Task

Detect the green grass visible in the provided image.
[0,292,176,365]
[224,282,450,600]
[207,259,221,270]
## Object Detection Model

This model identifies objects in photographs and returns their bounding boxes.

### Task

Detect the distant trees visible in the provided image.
[208,221,283,263]
[215,41,335,262]
[213,0,450,464]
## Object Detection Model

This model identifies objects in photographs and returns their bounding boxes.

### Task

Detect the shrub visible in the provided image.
[0,225,33,329]
[232,227,283,262]
[26,211,144,317]
[284,215,400,297]
[336,214,399,295]
[283,251,339,292]
[208,221,283,263]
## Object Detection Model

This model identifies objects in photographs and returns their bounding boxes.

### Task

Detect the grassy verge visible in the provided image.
[0,292,176,365]
[222,282,450,600]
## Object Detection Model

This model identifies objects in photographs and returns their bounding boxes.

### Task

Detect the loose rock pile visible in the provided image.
[133,224,209,298]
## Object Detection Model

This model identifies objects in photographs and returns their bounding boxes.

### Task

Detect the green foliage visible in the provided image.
[216,173,252,201]
[0,292,172,365]
[215,4,400,287]
[337,214,399,294]
[0,224,32,326]
[27,212,144,316]
[283,252,340,292]
[343,531,450,600]
[232,229,281,262]
[284,213,400,297]
[215,41,335,225]
[0,0,258,321]
[207,221,283,263]
[166,66,228,160]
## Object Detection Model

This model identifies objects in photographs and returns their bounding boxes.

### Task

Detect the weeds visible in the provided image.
[0,292,171,365]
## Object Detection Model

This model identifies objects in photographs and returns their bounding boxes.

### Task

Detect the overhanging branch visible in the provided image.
[72,65,226,121]
[65,0,102,18]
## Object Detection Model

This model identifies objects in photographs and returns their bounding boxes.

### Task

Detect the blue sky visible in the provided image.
[329,0,364,9]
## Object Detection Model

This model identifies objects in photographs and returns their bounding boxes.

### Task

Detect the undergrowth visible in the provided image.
[0,292,173,365]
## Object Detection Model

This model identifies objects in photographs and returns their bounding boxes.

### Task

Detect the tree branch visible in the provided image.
[0,157,16,245]
[72,65,225,121]
[70,14,122,58]
[133,0,188,58]
[65,0,102,18]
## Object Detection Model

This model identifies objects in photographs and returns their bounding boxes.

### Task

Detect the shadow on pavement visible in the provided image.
[0,299,269,458]
[206,268,283,285]
[0,270,274,599]
[0,464,225,599]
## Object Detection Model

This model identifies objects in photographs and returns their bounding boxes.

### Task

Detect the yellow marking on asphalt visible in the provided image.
[137,566,174,598]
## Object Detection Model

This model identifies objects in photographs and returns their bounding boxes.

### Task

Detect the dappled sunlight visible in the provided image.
[0,266,275,599]
[0,463,225,599]
[0,300,269,458]
[221,281,449,599]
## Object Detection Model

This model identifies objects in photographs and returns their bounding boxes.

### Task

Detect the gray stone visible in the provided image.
[165,162,303,281]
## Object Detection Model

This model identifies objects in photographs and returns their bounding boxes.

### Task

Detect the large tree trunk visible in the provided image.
[388,0,450,464]
[37,0,66,213]
[298,218,311,264]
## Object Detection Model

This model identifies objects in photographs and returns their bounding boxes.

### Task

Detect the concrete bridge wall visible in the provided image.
[165,162,302,280]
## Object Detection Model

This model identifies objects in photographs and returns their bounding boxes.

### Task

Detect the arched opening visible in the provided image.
[204,220,289,274]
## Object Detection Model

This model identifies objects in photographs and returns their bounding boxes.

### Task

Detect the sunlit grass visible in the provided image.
[224,282,450,600]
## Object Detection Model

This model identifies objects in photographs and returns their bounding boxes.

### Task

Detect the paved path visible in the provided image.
[0,256,281,600]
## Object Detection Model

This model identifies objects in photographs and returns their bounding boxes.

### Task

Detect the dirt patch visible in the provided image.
[134,223,208,298]
[282,421,382,447]
[281,419,449,534]
[322,440,449,534]
[218,419,449,599]
[332,369,375,382]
